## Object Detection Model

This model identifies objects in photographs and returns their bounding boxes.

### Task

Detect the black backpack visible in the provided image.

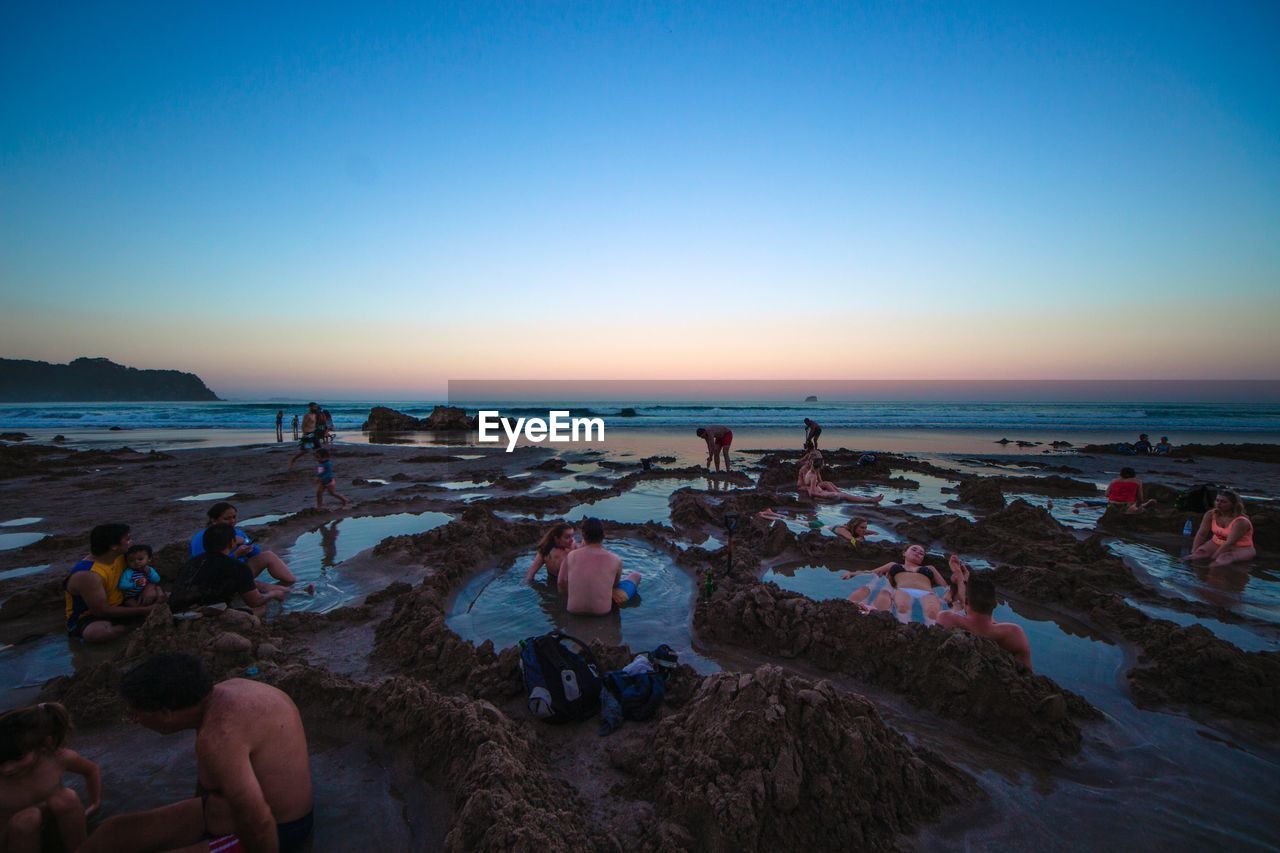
[1176,484,1218,513]
[518,631,602,723]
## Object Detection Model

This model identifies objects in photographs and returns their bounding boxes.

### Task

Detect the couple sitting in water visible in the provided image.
[797,450,884,505]
[525,518,642,615]
[842,543,1032,669]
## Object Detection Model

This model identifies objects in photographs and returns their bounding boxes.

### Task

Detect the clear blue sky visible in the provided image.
[2,1,1278,397]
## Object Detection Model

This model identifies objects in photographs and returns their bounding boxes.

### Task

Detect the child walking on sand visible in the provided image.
[315,449,349,509]
[0,702,101,852]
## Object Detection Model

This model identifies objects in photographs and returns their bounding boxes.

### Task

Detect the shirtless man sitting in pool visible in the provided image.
[936,577,1032,670]
[558,518,641,615]
[81,652,314,853]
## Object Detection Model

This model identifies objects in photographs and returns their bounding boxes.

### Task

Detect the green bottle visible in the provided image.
[703,569,716,601]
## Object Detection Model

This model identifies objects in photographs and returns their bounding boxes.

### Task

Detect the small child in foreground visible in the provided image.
[0,702,101,851]
[119,544,166,607]
[315,449,349,509]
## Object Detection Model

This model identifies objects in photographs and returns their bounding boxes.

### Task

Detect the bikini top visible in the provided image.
[1211,514,1254,548]
[888,562,935,588]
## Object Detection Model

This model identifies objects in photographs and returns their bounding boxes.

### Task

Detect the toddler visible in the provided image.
[119,544,165,606]
[0,703,101,851]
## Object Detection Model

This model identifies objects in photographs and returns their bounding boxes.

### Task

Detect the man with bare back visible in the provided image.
[935,577,1033,670]
[82,652,314,853]
[558,518,641,615]
[696,424,733,472]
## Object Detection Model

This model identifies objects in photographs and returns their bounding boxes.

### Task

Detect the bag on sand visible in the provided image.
[518,632,602,723]
[1176,484,1219,513]
[599,645,680,735]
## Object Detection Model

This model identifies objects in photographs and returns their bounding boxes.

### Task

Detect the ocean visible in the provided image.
[2,399,1280,434]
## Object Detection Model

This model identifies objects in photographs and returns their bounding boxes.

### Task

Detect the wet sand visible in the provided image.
[1,433,1278,850]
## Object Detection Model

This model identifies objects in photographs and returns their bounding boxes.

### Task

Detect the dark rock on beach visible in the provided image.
[361,405,478,432]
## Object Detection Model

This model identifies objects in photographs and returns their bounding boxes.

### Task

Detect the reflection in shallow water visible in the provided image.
[0,531,48,551]
[1006,492,1102,530]
[0,563,51,581]
[0,517,42,527]
[565,478,739,525]
[282,512,452,613]
[176,491,236,502]
[882,473,973,519]
[448,539,714,673]
[238,512,294,527]
[1108,540,1280,623]
[1124,598,1279,652]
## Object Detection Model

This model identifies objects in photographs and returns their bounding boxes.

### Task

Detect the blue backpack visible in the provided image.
[603,644,679,722]
[518,632,602,723]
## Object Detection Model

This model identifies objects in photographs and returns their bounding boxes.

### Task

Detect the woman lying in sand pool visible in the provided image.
[190,502,297,586]
[832,517,873,549]
[843,544,947,622]
[797,456,884,505]
[525,521,578,583]
[1188,490,1256,567]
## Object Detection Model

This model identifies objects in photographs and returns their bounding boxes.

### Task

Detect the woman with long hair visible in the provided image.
[1189,490,1256,567]
[525,521,578,583]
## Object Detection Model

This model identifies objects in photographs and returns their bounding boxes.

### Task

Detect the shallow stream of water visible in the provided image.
[1107,539,1280,622]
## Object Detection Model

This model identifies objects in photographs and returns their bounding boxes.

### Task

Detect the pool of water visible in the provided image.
[0,531,48,551]
[238,512,295,527]
[882,472,974,519]
[447,538,715,673]
[1108,540,1280,623]
[774,507,902,543]
[565,478,726,525]
[0,563,51,582]
[435,480,493,490]
[1007,492,1104,530]
[530,463,611,494]
[67,721,451,850]
[0,517,42,527]
[0,634,118,712]
[177,491,236,502]
[281,511,453,613]
[1124,598,1279,653]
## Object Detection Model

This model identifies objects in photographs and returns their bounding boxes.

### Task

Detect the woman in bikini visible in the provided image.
[798,456,884,505]
[525,522,578,583]
[842,544,946,622]
[1188,490,1256,568]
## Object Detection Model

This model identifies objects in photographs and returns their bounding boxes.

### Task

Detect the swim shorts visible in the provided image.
[717,430,733,448]
[207,811,314,853]
[612,579,638,605]
[66,614,104,638]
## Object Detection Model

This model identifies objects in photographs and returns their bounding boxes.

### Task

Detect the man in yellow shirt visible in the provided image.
[64,523,155,642]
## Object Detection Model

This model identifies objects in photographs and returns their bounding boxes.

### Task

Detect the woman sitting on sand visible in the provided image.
[190,502,297,585]
[525,521,578,583]
[843,544,947,622]
[798,456,884,505]
[1072,467,1156,514]
[832,517,873,549]
[1188,490,1256,567]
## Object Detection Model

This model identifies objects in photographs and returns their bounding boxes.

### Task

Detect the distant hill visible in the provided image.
[0,357,220,402]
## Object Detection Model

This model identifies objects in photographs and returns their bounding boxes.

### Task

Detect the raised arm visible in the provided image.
[60,749,102,816]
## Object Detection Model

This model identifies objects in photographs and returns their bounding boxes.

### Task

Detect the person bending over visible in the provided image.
[558,518,641,615]
[0,702,101,852]
[526,522,578,583]
[1188,490,1256,568]
[173,524,287,615]
[936,577,1032,670]
[803,418,822,450]
[81,652,314,853]
[696,425,734,472]
[64,523,156,643]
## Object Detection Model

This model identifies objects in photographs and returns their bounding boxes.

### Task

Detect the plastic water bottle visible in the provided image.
[1182,519,1193,536]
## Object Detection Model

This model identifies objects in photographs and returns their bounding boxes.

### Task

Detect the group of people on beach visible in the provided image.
[287,402,349,508]
[525,519,642,615]
[278,404,334,447]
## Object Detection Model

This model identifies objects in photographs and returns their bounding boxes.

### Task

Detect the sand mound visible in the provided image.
[621,664,977,851]
[698,583,1096,759]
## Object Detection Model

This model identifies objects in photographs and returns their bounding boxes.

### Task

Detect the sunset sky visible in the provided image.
[2,2,1278,398]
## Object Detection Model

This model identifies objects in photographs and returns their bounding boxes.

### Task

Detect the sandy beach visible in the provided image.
[1,426,1277,850]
